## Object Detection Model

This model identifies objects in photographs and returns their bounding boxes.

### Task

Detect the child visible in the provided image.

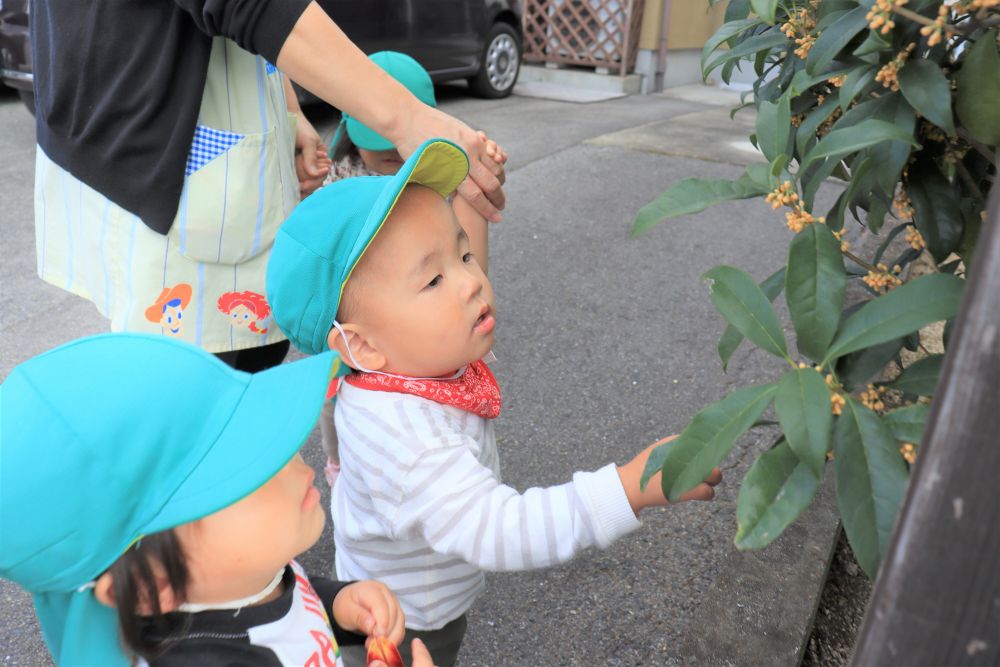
[0,333,435,667]
[266,140,723,667]
[315,51,507,489]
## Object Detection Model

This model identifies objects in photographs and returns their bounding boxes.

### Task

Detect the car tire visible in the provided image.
[468,22,521,99]
[18,89,35,116]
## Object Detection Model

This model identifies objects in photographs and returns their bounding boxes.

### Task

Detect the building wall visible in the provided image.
[635,0,727,91]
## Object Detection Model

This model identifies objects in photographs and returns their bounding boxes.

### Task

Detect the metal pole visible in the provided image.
[848,190,1000,665]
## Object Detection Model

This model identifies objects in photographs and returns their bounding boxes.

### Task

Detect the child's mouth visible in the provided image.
[474,309,496,335]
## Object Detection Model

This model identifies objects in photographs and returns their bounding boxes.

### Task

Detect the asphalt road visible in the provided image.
[1,82,830,666]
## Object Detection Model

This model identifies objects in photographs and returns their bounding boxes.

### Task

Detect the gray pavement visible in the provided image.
[0,83,839,666]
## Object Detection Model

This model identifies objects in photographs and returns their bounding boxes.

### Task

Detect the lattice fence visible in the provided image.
[522,0,647,75]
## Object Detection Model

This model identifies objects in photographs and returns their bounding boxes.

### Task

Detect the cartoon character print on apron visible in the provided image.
[34,39,299,352]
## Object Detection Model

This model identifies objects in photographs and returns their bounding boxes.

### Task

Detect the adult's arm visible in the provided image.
[275,3,505,221]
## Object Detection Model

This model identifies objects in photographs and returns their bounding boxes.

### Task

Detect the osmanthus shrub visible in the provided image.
[635,0,998,577]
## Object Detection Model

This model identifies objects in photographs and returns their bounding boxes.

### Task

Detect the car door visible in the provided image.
[406,0,484,75]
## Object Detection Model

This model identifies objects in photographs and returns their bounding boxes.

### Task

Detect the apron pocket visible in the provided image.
[172,124,284,265]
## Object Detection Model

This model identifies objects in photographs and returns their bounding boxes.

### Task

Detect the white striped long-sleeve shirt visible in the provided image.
[331,382,642,631]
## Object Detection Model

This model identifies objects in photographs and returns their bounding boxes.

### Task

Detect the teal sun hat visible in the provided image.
[267,137,469,356]
[333,51,436,153]
[0,333,347,667]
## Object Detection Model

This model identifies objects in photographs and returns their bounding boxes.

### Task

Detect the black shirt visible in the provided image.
[140,562,365,666]
[30,0,311,235]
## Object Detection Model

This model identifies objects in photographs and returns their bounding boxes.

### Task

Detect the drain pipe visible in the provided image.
[655,0,673,91]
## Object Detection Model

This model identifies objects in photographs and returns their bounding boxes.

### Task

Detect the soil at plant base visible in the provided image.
[801,530,873,666]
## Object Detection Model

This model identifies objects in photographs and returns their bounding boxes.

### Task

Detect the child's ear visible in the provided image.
[328,323,386,371]
[92,569,182,614]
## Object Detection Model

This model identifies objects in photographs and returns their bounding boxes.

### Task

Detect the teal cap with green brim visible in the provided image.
[334,51,436,153]
[0,333,348,667]
[267,138,469,356]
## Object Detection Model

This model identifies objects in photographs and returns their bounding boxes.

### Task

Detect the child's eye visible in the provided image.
[462,252,473,263]
[177,312,182,320]
[427,275,442,288]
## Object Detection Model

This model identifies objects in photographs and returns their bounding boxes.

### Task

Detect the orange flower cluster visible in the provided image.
[859,384,889,412]
[833,229,850,253]
[920,4,951,47]
[905,226,926,251]
[875,44,916,91]
[826,374,846,416]
[786,209,825,233]
[867,0,903,34]
[893,191,914,221]
[863,263,903,292]
[781,8,819,59]
[827,75,847,88]
[900,442,917,464]
[766,181,799,209]
[767,182,827,233]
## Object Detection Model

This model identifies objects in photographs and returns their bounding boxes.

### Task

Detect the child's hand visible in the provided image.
[368,639,436,667]
[476,130,507,190]
[294,116,331,199]
[332,580,406,646]
[617,436,723,515]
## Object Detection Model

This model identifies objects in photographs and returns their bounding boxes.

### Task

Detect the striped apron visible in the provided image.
[34,38,299,352]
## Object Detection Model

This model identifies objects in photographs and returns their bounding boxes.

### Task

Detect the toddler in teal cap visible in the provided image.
[265,140,723,667]
[316,51,507,489]
[0,334,436,667]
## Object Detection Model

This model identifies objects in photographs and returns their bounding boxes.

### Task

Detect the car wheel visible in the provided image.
[468,23,521,99]
[18,89,35,116]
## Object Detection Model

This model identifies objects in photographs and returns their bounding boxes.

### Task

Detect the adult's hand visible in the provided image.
[391,105,505,221]
[276,2,506,220]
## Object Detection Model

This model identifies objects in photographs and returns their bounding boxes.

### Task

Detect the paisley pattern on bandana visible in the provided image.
[342,360,501,419]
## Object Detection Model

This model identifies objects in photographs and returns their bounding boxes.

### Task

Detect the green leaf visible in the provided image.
[718,267,786,370]
[882,404,930,444]
[642,384,778,500]
[853,29,891,57]
[704,30,790,76]
[796,95,841,157]
[956,29,1000,147]
[898,59,955,135]
[786,224,846,361]
[703,266,789,359]
[735,439,821,550]
[725,0,752,21]
[702,18,765,72]
[631,173,769,236]
[908,159,964,262]
[836,336,904,390]
[805,7,870,75]
[839,66,877,112]
[823,273,965,363]
[801,119,920,171]
[775,368,832,478]
[826,157,874,231]
[866,95,917,197]
[750,0,778,24]
[834,397,910,577]
[756,90,792,162]
[884,354,944,395]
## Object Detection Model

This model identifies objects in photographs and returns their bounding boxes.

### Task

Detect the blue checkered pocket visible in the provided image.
[186,126,246,176]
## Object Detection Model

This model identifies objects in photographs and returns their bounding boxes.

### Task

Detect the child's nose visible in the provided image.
[461,268,484,300]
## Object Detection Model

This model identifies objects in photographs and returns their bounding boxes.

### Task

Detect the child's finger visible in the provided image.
[704,466,723,486]
[677,481,717,503]
[410,638,437,667]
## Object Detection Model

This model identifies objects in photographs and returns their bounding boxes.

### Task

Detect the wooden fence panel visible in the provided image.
[522,0,646,75]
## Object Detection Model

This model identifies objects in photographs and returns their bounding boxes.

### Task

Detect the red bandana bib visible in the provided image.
[333,360,502,419]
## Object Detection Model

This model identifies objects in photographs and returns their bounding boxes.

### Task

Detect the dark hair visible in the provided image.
[330,120,360,162]
[105,529,189,661]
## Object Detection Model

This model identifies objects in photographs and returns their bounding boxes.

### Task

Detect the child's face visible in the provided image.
[347,185,496,377]
[358,147,404,175]
[175,454,325,604]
